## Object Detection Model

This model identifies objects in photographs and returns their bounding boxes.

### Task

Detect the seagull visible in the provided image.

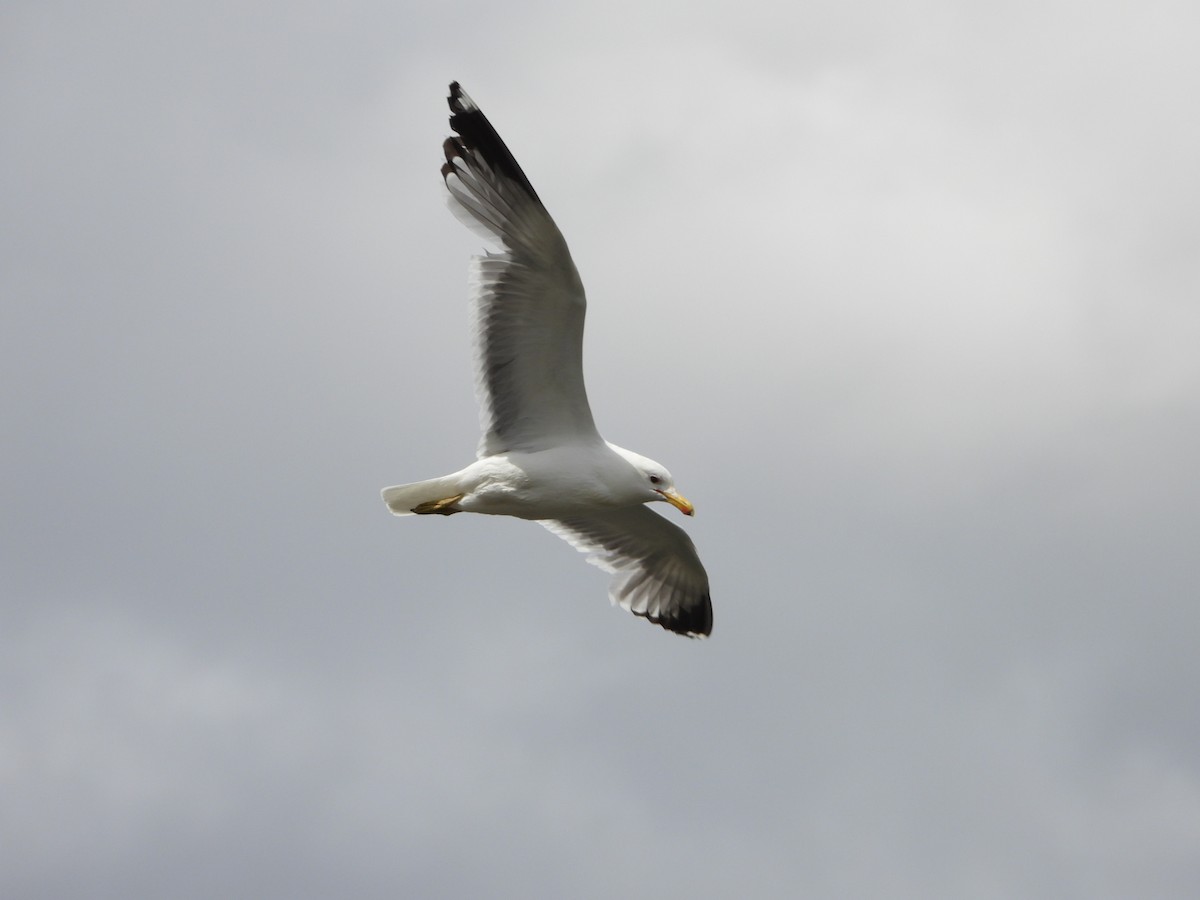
[381,83,712,637]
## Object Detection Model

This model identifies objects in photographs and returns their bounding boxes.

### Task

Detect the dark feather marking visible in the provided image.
[446,82,543,206]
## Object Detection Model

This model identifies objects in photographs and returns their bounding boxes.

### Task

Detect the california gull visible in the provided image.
[381,83,712,637]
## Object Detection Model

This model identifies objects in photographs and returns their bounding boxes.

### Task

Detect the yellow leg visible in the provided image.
[411,493,465,516]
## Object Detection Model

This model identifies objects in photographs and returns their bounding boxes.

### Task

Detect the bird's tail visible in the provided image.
[380,475,463,516]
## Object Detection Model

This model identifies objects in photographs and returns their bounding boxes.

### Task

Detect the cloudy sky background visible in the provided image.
[4,1,1199,896]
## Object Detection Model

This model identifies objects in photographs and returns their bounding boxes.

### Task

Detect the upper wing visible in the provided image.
[441,82,601,457]
[541,507,713,637]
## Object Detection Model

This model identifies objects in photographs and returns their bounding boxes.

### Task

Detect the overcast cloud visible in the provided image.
[3,1,1199,897]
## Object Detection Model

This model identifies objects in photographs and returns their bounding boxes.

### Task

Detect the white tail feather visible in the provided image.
[380,476,461,516]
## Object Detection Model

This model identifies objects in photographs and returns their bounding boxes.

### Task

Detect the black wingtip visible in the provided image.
[443,82,542,206]
[655,593,714,639]
[447,81,477,115]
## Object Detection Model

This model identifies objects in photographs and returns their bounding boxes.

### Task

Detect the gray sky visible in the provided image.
[4,1,1199,896]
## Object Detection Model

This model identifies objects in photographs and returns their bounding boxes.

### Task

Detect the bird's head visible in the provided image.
[609,444,695,516]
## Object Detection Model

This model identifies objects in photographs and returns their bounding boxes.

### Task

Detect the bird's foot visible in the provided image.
[411,493,465,516]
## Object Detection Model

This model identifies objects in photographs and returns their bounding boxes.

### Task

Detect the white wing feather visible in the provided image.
[442,84,601,457]
[541,508,713,637]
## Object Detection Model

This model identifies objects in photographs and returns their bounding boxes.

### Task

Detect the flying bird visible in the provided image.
[381,83,712,637]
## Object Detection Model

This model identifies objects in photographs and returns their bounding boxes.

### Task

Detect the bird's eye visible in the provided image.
[649,475,662,485]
